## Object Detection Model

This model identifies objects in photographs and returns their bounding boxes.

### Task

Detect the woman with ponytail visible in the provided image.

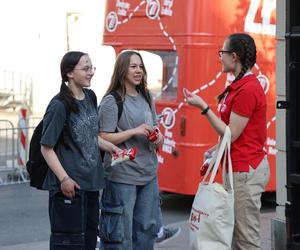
[40,51,119,250]
[185,33,270,250]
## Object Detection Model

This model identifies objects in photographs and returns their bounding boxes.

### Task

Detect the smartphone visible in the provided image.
[183,88,192,98]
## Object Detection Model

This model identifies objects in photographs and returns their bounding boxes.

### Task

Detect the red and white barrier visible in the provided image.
[18,106,28,168]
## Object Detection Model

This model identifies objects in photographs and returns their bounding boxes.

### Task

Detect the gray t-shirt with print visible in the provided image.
[41,90,105,191]
[98,92,158,185]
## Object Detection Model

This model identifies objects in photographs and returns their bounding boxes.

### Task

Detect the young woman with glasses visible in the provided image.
[185,33,270,250]
[40,51,119,250]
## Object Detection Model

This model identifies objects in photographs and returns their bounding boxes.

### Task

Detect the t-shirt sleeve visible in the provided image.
[40,99,67,147]
[98,95,118,133]
[231,88,257,118]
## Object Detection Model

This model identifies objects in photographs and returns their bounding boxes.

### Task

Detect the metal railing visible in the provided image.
[0,117,41,185]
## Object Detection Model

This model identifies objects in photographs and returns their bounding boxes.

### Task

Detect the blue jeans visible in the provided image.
[49,190,99,250]
[99,177,160,250]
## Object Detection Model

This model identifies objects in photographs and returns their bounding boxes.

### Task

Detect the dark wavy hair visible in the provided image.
[59,51,88,113]
[218,33,257,102]
[105,50,152,108]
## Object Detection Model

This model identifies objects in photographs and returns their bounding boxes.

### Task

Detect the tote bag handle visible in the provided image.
[221,134,233,190]
[201,126,233,189]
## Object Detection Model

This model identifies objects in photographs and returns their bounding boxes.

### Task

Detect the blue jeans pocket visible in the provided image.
[99,205,124,243]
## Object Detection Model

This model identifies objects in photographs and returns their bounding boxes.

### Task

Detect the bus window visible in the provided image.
[139,51,178,101]
[93,45,116,99]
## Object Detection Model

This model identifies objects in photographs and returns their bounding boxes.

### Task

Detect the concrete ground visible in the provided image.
[0,214,274,250]
[0,183,275,250]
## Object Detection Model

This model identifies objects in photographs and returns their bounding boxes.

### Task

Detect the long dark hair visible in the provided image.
[105,50,152,108]
[59,51,88,113]
[218,33,257,102]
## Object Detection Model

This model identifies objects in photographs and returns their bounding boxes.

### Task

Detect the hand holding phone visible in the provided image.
[183,88,193,98]
[184,88,205,109]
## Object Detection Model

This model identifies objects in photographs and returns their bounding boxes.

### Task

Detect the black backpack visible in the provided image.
[26,90,97,190]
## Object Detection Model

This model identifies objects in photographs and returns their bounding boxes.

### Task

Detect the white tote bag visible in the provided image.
[189,126,234,250]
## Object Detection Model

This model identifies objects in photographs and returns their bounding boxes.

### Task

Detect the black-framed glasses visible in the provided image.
[218,50,233,58]
[74,66,96,73]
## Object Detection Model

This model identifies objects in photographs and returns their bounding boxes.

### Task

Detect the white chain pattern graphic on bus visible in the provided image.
[119,0,146,24]
[106,0,178,97]
[106,0,276,154]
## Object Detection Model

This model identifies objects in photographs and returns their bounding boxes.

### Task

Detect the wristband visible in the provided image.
[60,176,70,184]
[201,106,210,115]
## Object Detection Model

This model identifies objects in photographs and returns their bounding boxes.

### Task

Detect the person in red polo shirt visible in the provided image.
[184,33,270,250]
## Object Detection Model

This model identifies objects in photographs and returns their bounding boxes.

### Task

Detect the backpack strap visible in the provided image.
[85,88,97,109]
[52,95,71,149]
[99,91,123,161]
[109,91,123,122]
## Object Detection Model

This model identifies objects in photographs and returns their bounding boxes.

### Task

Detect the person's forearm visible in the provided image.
[190,98,227,137]
[100,129,135,145]
[98,136,111,151]
[185,89,243,141]
[204,109,226,137]
[41,145,68,182]
[98,136,116,152]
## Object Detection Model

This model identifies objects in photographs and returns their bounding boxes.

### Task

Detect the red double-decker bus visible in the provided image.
[102,0,276,195]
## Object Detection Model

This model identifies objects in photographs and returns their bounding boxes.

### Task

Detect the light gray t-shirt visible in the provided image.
[41,89,105,191]
[98,92,158,185]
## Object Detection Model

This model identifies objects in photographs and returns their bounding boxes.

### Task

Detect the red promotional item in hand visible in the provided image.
[200,158,211,176]
[147,127,160,143]
[111,147,137,166]
[200,151,215,176]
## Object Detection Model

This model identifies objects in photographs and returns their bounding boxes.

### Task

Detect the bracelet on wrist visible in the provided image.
[60,176,70,184]
[201,106,210,115]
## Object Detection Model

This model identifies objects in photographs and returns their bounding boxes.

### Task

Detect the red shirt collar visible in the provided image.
[227,74,256,91]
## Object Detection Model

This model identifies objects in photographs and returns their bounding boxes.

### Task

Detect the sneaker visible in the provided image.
[155,226,181,245]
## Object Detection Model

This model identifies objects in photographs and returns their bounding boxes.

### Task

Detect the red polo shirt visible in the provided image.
[219,74,266,172]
